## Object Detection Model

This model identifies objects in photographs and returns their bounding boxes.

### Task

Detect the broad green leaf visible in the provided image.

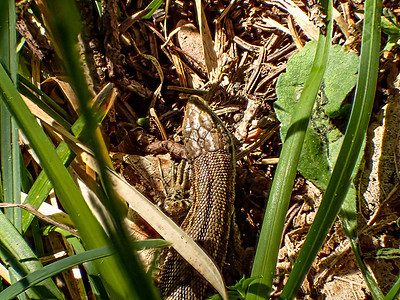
[275,41,359,190]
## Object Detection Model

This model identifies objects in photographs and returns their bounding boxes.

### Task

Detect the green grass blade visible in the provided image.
[0,60,140,299]
[280,0,382,298]
[0,2,62,297]
[31,219,44,257]
[246,1,333,299]
[0,246,112,300]
[143,0,165,19]
[17,80,72,131]
[19,151,33,193]
[64,234,109,300]
[1,102,13,216]
[0,211,64,299]
[0,0,20,230]
[42,0,160,298]
[340,185,383,298]
[17,75,74,124]
[0,239,168,300]
[0,0,17,81]
[11,117,21,231]
[385,276,400,300]
[21,85,110,234]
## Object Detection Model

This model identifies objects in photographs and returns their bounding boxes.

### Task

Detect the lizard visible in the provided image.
[159,95,236,299]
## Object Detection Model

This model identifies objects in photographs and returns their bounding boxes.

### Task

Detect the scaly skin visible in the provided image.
[159,96,236,299]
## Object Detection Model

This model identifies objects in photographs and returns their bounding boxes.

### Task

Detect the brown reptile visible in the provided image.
[159,95,236,299]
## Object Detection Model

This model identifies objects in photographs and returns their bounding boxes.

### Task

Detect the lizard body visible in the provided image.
[159,96,236,299]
